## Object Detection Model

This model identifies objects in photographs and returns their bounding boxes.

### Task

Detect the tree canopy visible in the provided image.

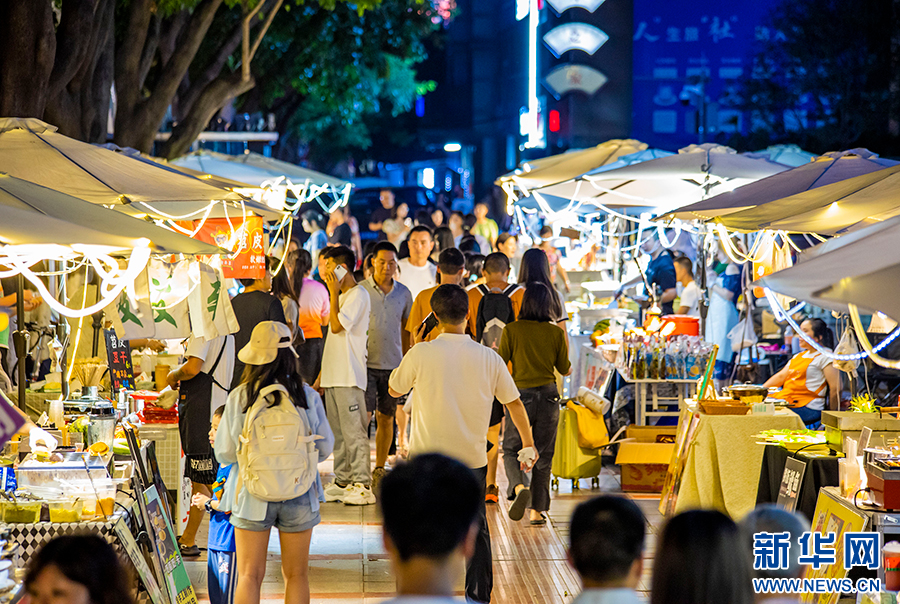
[732,0,899,154]
[240,0,439,167]
[0,0,441,163]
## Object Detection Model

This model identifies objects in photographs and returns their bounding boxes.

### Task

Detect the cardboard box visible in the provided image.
[821,411,900,452]
[616,426,676,492]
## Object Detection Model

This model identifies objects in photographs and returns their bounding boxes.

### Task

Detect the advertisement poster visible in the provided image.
[142,485,198,604]
[800,490,869,604]
[113,516,167,604]
[191,217,265,279]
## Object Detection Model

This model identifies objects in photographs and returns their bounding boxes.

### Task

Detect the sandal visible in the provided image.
[508,487,531,521]
[179,543,201,557]
[530,513,547,526]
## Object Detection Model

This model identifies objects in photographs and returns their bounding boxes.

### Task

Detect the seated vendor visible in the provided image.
[763,318,839,426]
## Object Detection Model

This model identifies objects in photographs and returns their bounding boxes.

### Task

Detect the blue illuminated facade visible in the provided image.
[631,0,783,149]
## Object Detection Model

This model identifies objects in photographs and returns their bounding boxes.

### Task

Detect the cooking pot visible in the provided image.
[724,384,768,403]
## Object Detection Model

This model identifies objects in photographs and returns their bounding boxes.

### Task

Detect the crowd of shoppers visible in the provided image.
[156,192,596,604]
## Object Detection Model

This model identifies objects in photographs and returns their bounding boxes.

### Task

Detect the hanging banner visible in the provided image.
[116,267,156,340]
[188,262,239,340]
[148,258,192,340]
[192,217,266,279]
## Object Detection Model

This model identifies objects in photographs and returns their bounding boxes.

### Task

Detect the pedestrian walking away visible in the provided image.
[389,283,537,604]
[498,282,571,525]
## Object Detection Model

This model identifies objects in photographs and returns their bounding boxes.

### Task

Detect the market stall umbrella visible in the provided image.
[496,139,648,195]
[743,144,817,168]
[0,173,225,409]
[98,145,283,220]
[553,144,787,213]
[759,214,900,320]
[171,150,352,212]
[530,148,675,203]
[0,118,267,220]
[0,173,221,254]
[669,149,898,223]
[716,160,900,235]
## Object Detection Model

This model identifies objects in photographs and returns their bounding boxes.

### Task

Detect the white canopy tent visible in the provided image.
[496,139,648,198]
[531,144,788,215]
[0,118,266,222]
[743,144,817,168]
[716,162,900,235]
[759,214,900,321]
[171,150,351,214]
[0,173,220,255]
[667,149,898,224]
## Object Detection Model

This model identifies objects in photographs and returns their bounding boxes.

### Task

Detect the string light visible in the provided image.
[0,243,152,318]
[849,304,900,369]
[763,287,900,361]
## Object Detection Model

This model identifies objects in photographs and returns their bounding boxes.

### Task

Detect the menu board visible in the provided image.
[104,329,135,392]
[777,457,807,513]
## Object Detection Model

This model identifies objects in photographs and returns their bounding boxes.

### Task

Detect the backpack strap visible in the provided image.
[477,284,490,296]
[502,284,522,297]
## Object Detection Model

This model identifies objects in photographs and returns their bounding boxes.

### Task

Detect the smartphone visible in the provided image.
[333,264,348,281]
[421,312,438,338]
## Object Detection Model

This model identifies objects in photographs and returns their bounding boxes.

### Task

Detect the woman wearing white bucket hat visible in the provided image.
[215,321,334,604]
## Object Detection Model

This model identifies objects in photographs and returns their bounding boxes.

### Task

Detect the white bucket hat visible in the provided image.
[238,321,298,366]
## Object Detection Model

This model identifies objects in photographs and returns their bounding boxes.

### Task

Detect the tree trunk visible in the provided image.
[0,1,56,118]
[45,0,115,142]
[158,71,255,159]
[114,0,225,153]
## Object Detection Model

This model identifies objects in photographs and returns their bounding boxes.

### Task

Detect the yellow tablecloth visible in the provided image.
[673,405,804,519]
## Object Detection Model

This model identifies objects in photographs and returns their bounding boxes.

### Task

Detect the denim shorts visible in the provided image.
[230,496,321,533]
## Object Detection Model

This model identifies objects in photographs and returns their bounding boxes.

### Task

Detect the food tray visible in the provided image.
[699,401,751,415]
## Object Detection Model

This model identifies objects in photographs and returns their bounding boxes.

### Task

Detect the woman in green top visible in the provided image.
[497,281,571,525]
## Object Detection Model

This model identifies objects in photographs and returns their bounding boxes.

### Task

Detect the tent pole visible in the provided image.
[13,275,26,412]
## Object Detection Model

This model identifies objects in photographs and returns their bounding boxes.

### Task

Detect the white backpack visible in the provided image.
[237,384,322,502]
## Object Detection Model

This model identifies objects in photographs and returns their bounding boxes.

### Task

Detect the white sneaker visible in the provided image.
[342,483,376,506]
[324,481,348,503]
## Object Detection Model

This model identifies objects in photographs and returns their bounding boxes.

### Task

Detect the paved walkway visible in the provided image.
[186,454,662,603]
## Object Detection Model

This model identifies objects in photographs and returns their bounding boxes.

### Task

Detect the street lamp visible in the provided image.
[679,75,709,143]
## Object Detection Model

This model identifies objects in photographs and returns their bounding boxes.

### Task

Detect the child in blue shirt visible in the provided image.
[192,406,236,604]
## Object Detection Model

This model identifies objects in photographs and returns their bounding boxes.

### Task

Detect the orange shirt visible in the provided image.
[467,283,524,337]
[406,285,441,343]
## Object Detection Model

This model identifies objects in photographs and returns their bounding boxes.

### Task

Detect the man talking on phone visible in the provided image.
[389,284,537,603]
[318,245,376,506]
[405,248,466,346]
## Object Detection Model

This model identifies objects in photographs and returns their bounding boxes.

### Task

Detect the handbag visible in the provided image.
[566,400,610,449]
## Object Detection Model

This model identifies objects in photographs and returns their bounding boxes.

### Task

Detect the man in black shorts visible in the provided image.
[358,242,413,493]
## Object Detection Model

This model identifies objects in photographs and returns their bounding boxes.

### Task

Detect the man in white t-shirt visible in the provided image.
[318,245,375,506]
[396,225,437,300]
[389,284,536,604]
[166,333,234,556]
[674,256,701,317]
